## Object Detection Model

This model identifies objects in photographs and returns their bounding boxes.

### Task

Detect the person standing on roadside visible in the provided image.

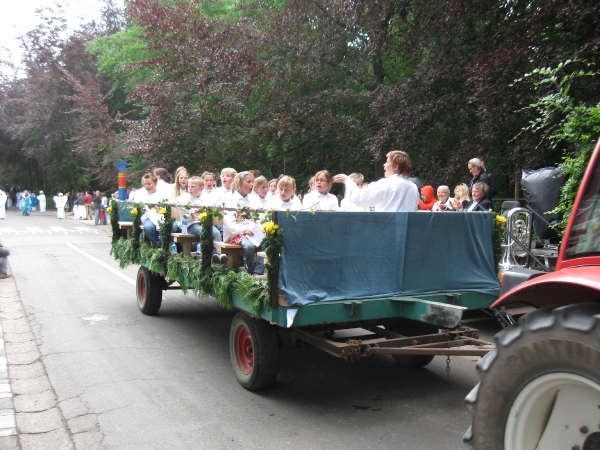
[84,191,93,220]
[101,192,108,225]
[54,193,67,219]
[0,189,6,219]
[37,191,46,212]
[0,240,11,279]
[20,191,32,216]
[93,191,103,225]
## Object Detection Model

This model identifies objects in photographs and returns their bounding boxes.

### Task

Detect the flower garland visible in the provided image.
[110,203,275,315]
[493,213,507,268]
[109,200,119,242]
[262,214,282,307]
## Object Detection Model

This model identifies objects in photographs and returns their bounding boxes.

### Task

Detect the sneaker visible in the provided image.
[212,254,221,265]
[0,274,12,279]
[220,254,228,265]
[252,272,264,278]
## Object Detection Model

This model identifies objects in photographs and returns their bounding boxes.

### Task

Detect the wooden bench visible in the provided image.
[171,233,199,257]
[214,242,245,269]
[118,221,134,239]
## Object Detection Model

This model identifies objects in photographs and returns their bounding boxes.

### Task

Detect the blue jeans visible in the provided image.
[143,219,160,244]
[242,238,264,275]
[94,208,100,225]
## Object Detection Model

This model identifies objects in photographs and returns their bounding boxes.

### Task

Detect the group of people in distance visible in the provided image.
[0,189,47,219]
[128,151,495,276]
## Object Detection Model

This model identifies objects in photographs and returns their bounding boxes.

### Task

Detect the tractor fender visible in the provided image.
[492,265,600,309]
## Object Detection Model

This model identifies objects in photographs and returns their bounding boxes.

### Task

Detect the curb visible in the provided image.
[0,270,74,449]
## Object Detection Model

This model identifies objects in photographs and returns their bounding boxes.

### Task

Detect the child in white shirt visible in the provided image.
[139,173,169,243]
[266,178,277,199]
[172,176,222,246]
[251,176,270,210]
[214,167,236,206]
[302,170,339,211]
[223,172,264,276]
[267,176,302,211]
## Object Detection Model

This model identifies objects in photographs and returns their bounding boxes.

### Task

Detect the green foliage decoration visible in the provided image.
[513,59,600,230]
[109,199,119,242]
[110,204,272,315]
[262,216,282,307]
[110,237,137,268]
[493,214,507,269]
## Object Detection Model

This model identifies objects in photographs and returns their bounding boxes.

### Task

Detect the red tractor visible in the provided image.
[464,137,600,450]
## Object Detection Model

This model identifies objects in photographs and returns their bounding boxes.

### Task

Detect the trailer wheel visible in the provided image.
[229,312,279,390]
[388,320,438,369]
[136,266,163,315]
[464,302,600,450]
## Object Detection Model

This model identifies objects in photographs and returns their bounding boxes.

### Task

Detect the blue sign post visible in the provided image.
[117,160,127,201]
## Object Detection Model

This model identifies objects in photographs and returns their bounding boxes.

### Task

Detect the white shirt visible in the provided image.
[344,174,418,212]
[432,197,455,211]
[156,180,174,201]
[267,195,302,211]
[223,192,256,242]
[251,196,269,210]
[200,189,219,206]
[135,189,167,225]
[229,191,252,208]
[340,198,366,212]
[302,192,339,211]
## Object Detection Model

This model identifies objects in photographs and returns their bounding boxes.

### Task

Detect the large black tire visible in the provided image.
[136,266,163,315]
[229,311,280,390]
[464,301,600,450]
[388,319,438,369]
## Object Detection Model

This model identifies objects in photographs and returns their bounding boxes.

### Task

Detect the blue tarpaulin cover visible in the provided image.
[277,212,500,306]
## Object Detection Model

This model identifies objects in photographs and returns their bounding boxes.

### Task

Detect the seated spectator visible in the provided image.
[0,240,11,279]
[432,185,455,211]
[450,184,470,210]
[418,185,436,210]
[459,182,493,211]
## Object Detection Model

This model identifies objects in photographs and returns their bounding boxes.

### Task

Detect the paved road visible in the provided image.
[0,207,502,449]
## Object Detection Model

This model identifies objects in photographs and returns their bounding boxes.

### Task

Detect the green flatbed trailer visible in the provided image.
[117,204,498,390]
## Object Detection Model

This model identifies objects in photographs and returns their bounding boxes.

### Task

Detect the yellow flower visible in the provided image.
[130,208,138,215]
[261,222,279,235]
[495,215,507,227]
[199,212,208,221]
[158,208,167,215]
[106,206,112,214]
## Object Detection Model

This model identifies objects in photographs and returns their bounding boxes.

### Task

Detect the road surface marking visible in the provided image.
[25,227,44,234]
[72,227,99,234]
[50,227,69,234]
[65,243,136,286]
